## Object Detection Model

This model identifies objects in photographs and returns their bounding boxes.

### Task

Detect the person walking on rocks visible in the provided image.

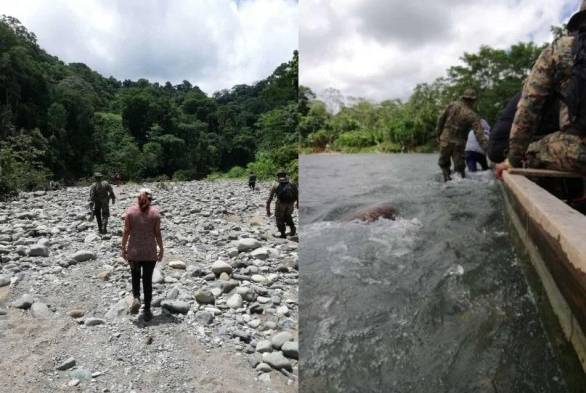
[121,188,163,322]
[266,168,298,238]
[436,88,489,181]
[89,172,116,234]
[248,172,257,191]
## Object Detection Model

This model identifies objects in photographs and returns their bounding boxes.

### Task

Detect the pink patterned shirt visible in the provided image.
[125,204,161,261]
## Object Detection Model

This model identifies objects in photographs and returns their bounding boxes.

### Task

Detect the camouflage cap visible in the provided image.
[94,172,103,178]
[568,0,586,32]
[461,88,477,100]
[276,168,287,176]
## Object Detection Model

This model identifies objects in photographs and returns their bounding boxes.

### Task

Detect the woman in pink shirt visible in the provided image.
[122,188,163,322]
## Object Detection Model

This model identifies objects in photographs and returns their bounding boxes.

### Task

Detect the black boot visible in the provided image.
[442,168,452,182]
[289,225,296,237]
[102,217,108,234]
[457,169,466,178]
[143,307,152,322]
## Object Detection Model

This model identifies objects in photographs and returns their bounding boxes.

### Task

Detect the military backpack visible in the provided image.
[276,181,297,203]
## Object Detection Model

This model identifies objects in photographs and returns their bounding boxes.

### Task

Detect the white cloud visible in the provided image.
[0,0,298,94]
[300,0,577,101]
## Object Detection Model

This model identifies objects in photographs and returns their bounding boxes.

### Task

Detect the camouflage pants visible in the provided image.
[526,131,586,173]
[275,202,295,235]
[93,202,110,219]
[438,142,465,173]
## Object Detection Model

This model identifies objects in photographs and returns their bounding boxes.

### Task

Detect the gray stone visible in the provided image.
[250,247,269,260]
[226,293,243,309]
[85,317,106,326]
[169,260,186,269]
[218,280,239,294]
[161,300,190,314]
[0,275,10,287]
[256,362,273,373]
[262,351,292,370]
[12,294,34,309]
[195,311,214,325]
[282,341,298,359]
[152,267,164,283]
[56,357,76,371]
[237,238,261,252]
[71,251,96,262]
[256,340,273,353]
[271,331,293,349]
[30,302,53,319]
[194,289,215,305]
[29,245,49,257]
[211,260,232,276]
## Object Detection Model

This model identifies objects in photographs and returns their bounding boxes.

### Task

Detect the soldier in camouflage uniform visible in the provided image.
[89,172,116,234]
[436,88,489,181]
[496,1,586,177]
[266,168,298,238]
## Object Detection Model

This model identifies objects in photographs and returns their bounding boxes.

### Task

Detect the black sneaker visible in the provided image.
[143,308,153,322]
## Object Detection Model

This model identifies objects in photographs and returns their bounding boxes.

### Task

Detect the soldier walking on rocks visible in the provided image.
[266,168,298,238]
[436,88,489,181]
[89,172,116,234]
[248,172,257,191]
[122,188,163,322]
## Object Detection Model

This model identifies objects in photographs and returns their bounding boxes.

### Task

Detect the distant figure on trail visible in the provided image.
[89,172,116,234]
[121,188,163,322]
[48,180,61,191]
[266,168,298,238]
[497,1,586,178]
[113,172,122,186]
[248,172,257,191]
[436,88,489,181]
[465,119,491,172]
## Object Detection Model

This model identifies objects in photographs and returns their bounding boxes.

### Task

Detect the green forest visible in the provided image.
[0,16,298,198]
[299,31,565,153]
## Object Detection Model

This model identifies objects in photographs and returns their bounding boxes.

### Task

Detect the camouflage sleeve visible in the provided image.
[266,183,277,207]
[507,44,556,166]
[436,105,450,138]
[471,116,489,152]
[89,185,95,204]
[108,184,116,203]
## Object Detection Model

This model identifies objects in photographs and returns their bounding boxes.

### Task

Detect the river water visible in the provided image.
[299,153,569,393]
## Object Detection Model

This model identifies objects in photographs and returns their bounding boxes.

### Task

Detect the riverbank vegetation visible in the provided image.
[0,16,298,198]
[300,38,552,153]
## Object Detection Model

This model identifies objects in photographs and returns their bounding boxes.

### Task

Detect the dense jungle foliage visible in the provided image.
[0,16,298,197]
[300,39,553,153]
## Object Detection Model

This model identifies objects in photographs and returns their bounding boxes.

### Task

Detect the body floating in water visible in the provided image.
[341,202,397,223]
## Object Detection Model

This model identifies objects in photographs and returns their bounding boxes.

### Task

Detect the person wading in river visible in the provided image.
[89,172,116,234]
[122,188,163,322]
[436,88,489,181]
[496,1,586,178]
[266,168,298,238]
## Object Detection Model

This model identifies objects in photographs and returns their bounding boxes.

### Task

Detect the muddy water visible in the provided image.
[299,153,569,393]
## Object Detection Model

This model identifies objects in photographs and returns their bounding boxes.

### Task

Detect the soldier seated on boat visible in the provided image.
[496,1,586,178]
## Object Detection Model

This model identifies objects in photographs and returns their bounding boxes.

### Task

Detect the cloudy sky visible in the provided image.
[0,0,298,94]
[301,0,578,101]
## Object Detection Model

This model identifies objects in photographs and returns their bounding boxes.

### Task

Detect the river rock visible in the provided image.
[237,238,261,252]
[194,289,215,305]
[67,309,85,318]
[0,275,10,287]
[12,294,34,309]
[97,271,110,281]
[195,311,214,325]
[256,340,273,353]
[226,294,243,309]
[71,251,96,262]
[161,300,190,314]
[250,247,269,260]
[271,331,294,349]
[30,302,53,319]
[28,245,49,257]
[211,260,232,276]
[256,362,273,373]
[152,267,163,283]
[282,341,298,359]
[262,351,292,370]
[85,317,106,326]
[169,260,186,269]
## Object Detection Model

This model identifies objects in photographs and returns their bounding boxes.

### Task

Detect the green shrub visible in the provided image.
[334,130,376,149]
[226,166,246,178]
[172,169,195,181]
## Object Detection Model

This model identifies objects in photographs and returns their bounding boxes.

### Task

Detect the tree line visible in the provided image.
[299,36,557,153]
[0,16,298,197]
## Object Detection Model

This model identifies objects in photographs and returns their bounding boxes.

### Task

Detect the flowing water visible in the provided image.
[299,153,571,393]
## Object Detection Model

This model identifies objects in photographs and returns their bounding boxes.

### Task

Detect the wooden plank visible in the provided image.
[509,168,585,179]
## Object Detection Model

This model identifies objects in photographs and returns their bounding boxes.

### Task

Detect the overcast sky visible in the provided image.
[0,0,298,95]
[300,0,578,101]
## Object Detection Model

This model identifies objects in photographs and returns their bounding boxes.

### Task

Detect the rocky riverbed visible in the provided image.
[0,180,298,393]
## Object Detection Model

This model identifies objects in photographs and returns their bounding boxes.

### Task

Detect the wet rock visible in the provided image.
[271,331,293,349]
[169,260,186,269]
[236,238,261,252]
[194,289,215,305]
[282,341,298,359]
[56,357,76,371]
[30,302,53,319]
[12,294,34,309]
[161,300,190,314]
[71,251,96,262]
[211,260,232,276]
[262,351,292,371]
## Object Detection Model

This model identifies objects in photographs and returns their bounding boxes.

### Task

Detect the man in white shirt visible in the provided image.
[465,118,491,172]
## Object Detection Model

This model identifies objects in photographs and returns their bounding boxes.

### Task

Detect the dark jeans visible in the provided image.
[465,151,488,172]
[130,261,156,308]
